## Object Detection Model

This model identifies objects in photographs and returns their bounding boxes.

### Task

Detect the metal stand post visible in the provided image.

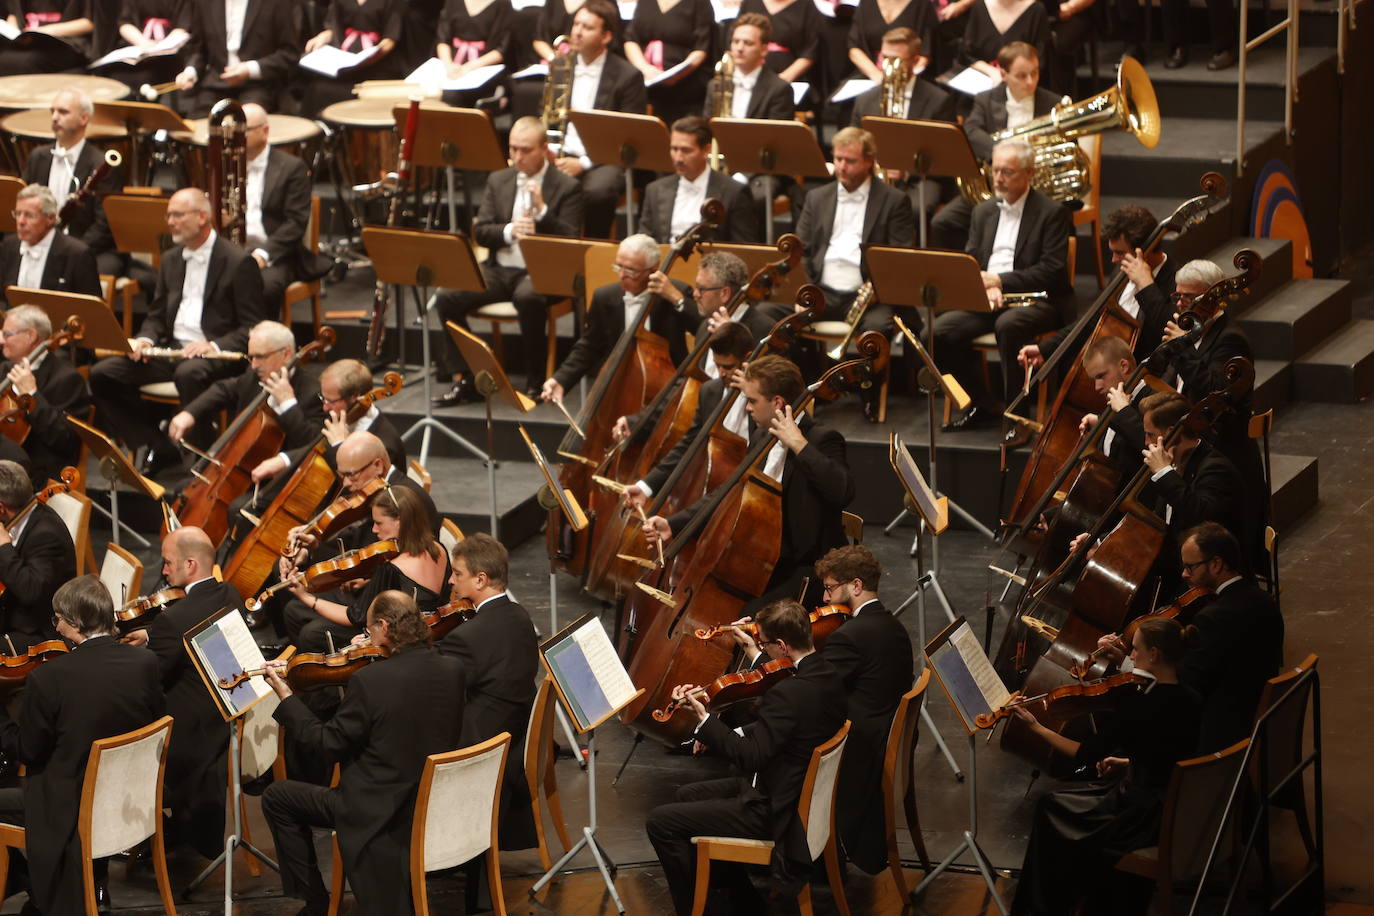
[400,286,489,467]
[94,457,149,549]
[762,172,776,244]
[530,729,624,912]
[472,371,504,538]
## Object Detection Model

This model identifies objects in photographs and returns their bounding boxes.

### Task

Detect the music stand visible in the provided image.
[92,99,193,184]
[362,226,489,468]
[104,194,172,293]
[0,176,23,234]
[395,104,505,233]
[861,116,982,248]
[566,110,672,236]
[522,235,619,401]
[66,414,163,549]
[707,240,807,303]
[709,118,830,243]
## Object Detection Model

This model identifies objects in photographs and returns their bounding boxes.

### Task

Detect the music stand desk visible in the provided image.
[710,117,829,242]
[0,176,22,234]
[105,194,170,261]
[566,110,671,234]
[864,247,987,315]
[93,100,193,181]
[861,116,982,246]
[67,415,162,549]
[521,236,617,299]
[4,287,130,351]
[395,104,505,231]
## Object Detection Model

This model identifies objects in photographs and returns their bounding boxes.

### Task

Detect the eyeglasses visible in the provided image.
[612,263,650,276]
[990,167,1027,177]
[693,284,725,296]
[10,210,45,220]
[1170,291,1198,303]
[51,614,66,629]
[318,393,346,406]
[338,463,372,481]
[1181,557,1213,573]
[820,581,842,595]
[1,330,26,339]
[248,346,288,361]
[757,637,784,649]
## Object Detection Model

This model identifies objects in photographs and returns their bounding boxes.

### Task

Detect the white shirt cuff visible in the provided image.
[578,155,593,171]
[253,247,271,267]
[634,479,653,498]
[246,60,262,80]
[692,714,711,736]
[502,223,515,245]
[274,452,289,472]
[1150,466,1174,482]
[272,397,297,415]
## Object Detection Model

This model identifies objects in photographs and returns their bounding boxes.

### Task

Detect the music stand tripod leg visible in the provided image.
[909,520,964,781]
[401,289,490,467]
[530,729,625,912]
[95,457,150,549]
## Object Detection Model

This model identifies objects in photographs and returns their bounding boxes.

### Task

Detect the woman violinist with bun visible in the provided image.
[1009,616,1202,916]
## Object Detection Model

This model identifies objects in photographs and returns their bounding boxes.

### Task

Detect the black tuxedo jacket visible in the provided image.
[702,66,795,120]
[438,593,540,848]
[967,188,1071,306]
[22,140,122,250]
[258,148,331,280]
[590,51,648,113]
[473,165,585,262]
[552,282,691,390]
[696,652,847,893]
[0,637,164,915]
[147,578,244,857]
[964,84,1061,161]
[1040,256,1178,364]
[137,234,266,353]
[642,375,725,495]
[185,0,299,88]
[0,502,75,639]
[639,169,759,245]
[822,600,914,873]
[1152,439,1245,548]
[1181,577,1283,753]
[0,231,102,304]
[184,363,325,453]
[795,178,915,288]
[0,351,90,489]
[851,78,958,125]
[275,646,466,911]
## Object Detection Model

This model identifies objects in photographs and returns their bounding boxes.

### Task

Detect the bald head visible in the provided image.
[337,432,390,492]
[167,187,212,248]
[242,103,270,158]
[162,526,216,588]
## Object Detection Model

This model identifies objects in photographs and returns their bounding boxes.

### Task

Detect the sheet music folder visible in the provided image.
[184,605,272,722]
[540,614,643,734]
[925,617,1012,735]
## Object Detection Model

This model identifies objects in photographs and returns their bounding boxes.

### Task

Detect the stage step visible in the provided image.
[1270,453,1319,533]
[1202,235,1294,306]
[1291,319,1374,403]
[1100,119,1285,198]
[1252,358,1293,414]
[1239,278,1354,360]
[425,455,548,545]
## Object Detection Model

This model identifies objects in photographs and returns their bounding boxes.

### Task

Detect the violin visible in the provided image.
[283,477,389,558]
[0,468,77,597]
[974,671,1152,730]
[650,656,796,722]
[694,603,852,647]
[1067,586,1213,680]
[218,643,388,692]
[422,597,476,640]
[246,539,399,611]
[0,316,83,446]
[114,587,186,634]
[0,639,70,697]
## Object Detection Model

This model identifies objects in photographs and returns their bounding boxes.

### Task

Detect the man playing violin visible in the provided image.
[0,304,92,490]
[262,590,467,916]
[0,460,76,652]
[645,598,846,915]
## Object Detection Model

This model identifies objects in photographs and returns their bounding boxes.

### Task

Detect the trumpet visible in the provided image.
[707,52,734,172]
[540,35,574,155]
[139,81,179,101]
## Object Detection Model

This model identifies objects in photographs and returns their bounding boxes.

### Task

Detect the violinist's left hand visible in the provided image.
[1097,756,1129,778]
[770,404,806,453]
[1142,440,1173,474]
[1010,705,1037,726]
[7,361,35,397]
[263,659,293,700]
[121,628,149,647]
[672,683,708,724]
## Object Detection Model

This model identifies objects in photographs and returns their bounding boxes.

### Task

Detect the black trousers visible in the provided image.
[930,196,974,252]
[645,777,771,916]
[432,262,558,387]
[580,164,623,239]
[0,788,109,912]
[188,83,278,119]
[930,300,1059,404]
[1161,0,1236,53]
[89,353,241,450]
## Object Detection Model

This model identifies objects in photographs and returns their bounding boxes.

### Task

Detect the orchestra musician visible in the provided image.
[638,116,759,245]
[534,0,618,62]
[19,88,129,282]
[955,0,1049,75]
[0,184,102,306]
[1075,335,1150,477]
[622,0,711,129]
[1008,616,1202,916]
[645,598,847,915]
[261,590,467,915]
[931,137,1071,431]
[278,359,408,479]
[539,234,692,406]
[851,28,957,125]
[553,0,648,239]
[735,0,820,84]
[438,533,540,851]
[435,0,512,107]
[431,115,586,406]
[174,0,302,116]
[0,0,96,75]
[642,355,854,607]
[0,304,92,490]
[88,187,267,475]
[107,0,193,92]
[0,576,164,915]
[710,14,797,121]
[0,460,77,651]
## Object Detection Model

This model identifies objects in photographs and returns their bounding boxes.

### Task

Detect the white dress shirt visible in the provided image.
[1005,89,1034,131]
[173,229,217,345]
[562,51,608,162]
[730,66,759,118]
[762,439,787,482]
[496,163,549,269]
[245,148,270,261]
[46,139,84,210]
[1102,378,1146,458]
[16,227,55,290]
[987,192,1027,276]
[669,168,711,242]
[820,178,870,293]
[622,289,651,331]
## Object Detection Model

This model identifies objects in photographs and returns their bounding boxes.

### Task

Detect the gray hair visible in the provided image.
[1175,259,1226,290]
[5,305,51,339]
[699,251,748,295]
[991,138,1035,171]
[0,460,31,507]
[55,88,93,118]
[619,234,661,270]
[16,184,57,218]
[250,320,295,353]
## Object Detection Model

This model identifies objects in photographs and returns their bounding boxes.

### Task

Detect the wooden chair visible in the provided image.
[0,715,178,915]
[471,297,574,382]
[1248,408,1279,599]
[798,319,891,423]
[99,273,140,338]
[1114,738,1251,915]
[45,487,93,576]
[282,196,324,336]
[841,511,864,544]
[98,541,143,609]
[1253,653,1319,863]
[1073,134,1105,288]
[882,670,933,901]
[689,721,852,916]
[235,686,289,877]
[407,459,432,492]
[525,677,571,871]
[440,518,465,555]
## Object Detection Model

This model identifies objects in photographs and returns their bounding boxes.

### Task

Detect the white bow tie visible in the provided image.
[838,189,867,205]
[624,292,650,310]
[52,147,74,163]
[19,242,41,259]
[183,246,210,264]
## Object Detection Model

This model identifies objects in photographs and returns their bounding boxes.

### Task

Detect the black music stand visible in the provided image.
[709,118,829,243]
[394,104,505,233]
[92,99,192,184]
[361,226,489,469]
[566,110,672,236]
[861,116,982,247]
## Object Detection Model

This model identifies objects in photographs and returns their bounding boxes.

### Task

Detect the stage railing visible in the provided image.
[1236,0,1299,177]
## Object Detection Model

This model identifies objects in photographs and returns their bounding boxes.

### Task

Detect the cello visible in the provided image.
[170,327,335,546]
[546,199,725,579]
[617,334,888,746]
[0,315,84,446]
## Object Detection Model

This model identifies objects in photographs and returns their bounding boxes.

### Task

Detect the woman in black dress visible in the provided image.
[0,0,94,74]
[958,0,1048,69]
[1040,0,1094,94]
[847,0,936,81]
[300,0,405,116]
[734,0,819,82]
[1009,617,1204,916]
[436,0,512,106]
[624,0,713,128]
[97,0,189,91]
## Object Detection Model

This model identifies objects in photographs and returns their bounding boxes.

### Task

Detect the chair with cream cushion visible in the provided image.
[44,487,92,576]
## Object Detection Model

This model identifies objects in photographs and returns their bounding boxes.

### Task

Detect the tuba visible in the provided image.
[959,56,1160,206]
[541,36,575,155]
[206,99,247,246]
[707,51,734,172]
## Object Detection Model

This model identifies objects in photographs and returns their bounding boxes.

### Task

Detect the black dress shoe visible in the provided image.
[431,375,478,407]
[140,441,182,477]
[94,877,112,913]
[1165,46,1188,69]
[523,385,542,401]
[1207,48,1235,70]
[1121,43,1146,63]
[941,405,994,432]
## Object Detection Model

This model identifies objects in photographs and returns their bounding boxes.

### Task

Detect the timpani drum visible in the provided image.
[172,113,323,189]
[1,108,131,170]
[320,98,405,192]
[0,74,130,173]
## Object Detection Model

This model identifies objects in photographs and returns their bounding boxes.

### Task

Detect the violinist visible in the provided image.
[438,533,540,854]
[643,355,854,607]
[142,527,247,859]
[1008,617,1201,916]
[645,598,846,915]
[0,576,164,915]
[0,460,76,651]
[167,320,324,453]
[0,305,92,489]
[261,590,467,915]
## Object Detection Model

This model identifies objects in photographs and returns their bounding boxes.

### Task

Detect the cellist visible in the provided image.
[642,355,854,607]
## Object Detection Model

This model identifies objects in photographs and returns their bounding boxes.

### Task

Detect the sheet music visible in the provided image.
[299,43,380,77]
[946,65,998,96]
[574,619,637,709]
[88,32,188,68]
[543,616,638,731]
[831,79,875,104]
[187,609,270,720]
[645,58,693,88]
[405,58,505,91]
[513,62,549,79]
[927,619,1009,731]
[950,624,1010,711]
[791,81,810,106]
[0,20,20,40]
